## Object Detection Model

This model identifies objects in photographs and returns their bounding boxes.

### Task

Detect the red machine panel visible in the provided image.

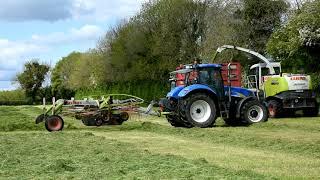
[221,63,242,87]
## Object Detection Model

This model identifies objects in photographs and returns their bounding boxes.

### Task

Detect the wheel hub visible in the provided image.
[48,118,62,131]
[190,100,211,123]
[247,105,264,123]
[250,110,258,118]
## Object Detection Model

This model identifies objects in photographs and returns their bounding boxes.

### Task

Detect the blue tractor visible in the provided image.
[159,63,268,128]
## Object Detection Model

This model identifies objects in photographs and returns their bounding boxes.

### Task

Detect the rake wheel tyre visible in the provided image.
[95,118,103,126]
[120,112,129,121]
[45,115,64,132]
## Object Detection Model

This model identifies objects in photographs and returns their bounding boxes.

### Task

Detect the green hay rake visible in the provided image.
[35,94,153,132]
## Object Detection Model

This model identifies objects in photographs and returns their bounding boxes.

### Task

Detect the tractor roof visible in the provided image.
[171,63,222,74]
[198,64,221,68]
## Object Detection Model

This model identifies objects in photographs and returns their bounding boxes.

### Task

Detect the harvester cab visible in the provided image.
[247,62,281,93]
[160,62,268,128]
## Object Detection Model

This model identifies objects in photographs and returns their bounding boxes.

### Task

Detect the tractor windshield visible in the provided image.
[170,67,224,97]
[197,68,223,89]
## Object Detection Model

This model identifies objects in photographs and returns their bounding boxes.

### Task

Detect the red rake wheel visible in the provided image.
[45,115,64,132]
[120,112,129,121]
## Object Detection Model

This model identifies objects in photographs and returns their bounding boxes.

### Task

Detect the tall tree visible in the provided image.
[203,0,288,68]
[97,0,208,82]
[16,60,49,103]
[241,0,288,53]
[267,0,320,89]
[202,0,243,61]
[51,52,81,97]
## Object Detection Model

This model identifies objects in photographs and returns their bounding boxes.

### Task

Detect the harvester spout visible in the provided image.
[214,45,276,75]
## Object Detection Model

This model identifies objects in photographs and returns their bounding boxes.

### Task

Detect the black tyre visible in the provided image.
[45,115,64,132]
[95,118,104,126]
[267,100,283,118]
[241,100,268,124]
[303,101,319,117]
[166,115,185,127]
[120,112,129,121]
[182,93,217,128]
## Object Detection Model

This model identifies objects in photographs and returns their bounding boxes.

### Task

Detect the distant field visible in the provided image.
[0,106,320,179]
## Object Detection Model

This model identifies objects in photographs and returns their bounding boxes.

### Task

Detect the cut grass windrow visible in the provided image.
[1,106,320,179]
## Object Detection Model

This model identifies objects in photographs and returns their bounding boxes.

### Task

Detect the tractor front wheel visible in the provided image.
[45,115,64,132]
[241,100,268,124]
[183,93,217,128]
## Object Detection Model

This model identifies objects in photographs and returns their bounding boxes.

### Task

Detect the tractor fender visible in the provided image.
[167,86,184,99]
[235,96,258,119]
[178,84,217,98]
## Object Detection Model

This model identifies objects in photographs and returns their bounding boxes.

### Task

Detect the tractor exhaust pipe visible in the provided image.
[227,63,232,102]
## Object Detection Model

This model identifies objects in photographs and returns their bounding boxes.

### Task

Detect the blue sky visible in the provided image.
[0,0,146,91]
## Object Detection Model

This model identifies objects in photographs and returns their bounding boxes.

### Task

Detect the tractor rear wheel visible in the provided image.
[45,115,64,132]
[182,93,217,128]
[267,100,283,118]
[241,100,268,124]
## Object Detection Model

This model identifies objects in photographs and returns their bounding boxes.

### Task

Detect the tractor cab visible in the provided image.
[169,63,253,100]
[169,63,225,98]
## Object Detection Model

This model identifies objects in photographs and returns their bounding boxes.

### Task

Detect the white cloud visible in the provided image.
[71,0,148,21]
[0,39,48,71]
[0,24,103,84]
[31,25,103,45]
[0,0,147,22]
[0,0,73,22]
[0,0,147,90]
[71,25,103,40]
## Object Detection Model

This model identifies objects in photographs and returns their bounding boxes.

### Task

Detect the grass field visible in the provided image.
[0,106,320,179]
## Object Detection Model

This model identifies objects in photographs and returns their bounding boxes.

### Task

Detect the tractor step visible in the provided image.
[220,111,229,118]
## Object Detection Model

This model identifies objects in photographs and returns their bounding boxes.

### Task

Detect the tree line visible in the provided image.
[14,0,320,103]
